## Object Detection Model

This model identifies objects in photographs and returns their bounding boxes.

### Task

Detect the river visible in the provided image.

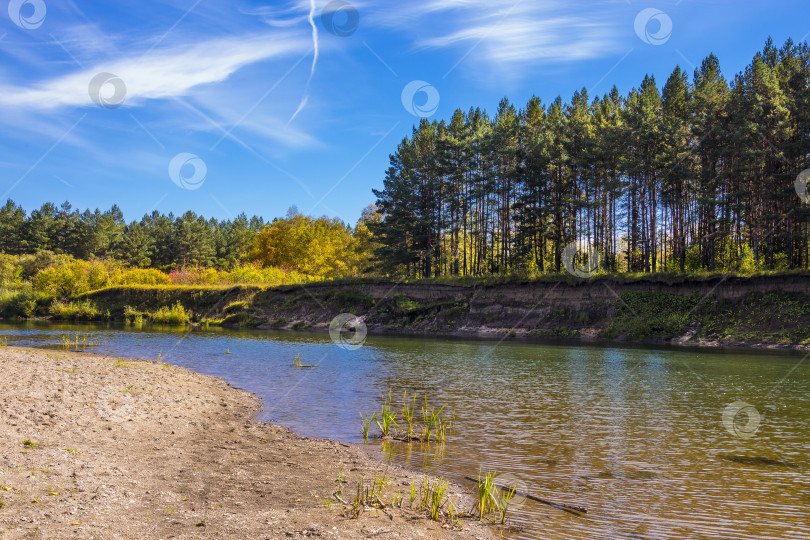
[1,321,807,539]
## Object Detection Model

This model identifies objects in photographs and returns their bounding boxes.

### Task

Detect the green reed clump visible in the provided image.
[419,476,430,510]
[476,472,499,521]
[499,485,516,524]
[474,471,518,524]
[428,477,448,521]
[401,390,416,436]
[59,333,96,349]
[348,473,388,518]
[436,414,449,442]
[361,389,456,443]
[421,402,446,442]
[292,353,315,368]
[447,496,459,528]
[360,412,376,443]
[375,391,399,437]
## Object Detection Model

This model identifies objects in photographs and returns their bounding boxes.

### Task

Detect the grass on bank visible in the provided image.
[50,300,107,321]
[123,303,190,326]
[599,289,810,344]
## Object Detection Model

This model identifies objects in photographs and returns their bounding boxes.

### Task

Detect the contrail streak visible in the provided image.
[288,0,318,124]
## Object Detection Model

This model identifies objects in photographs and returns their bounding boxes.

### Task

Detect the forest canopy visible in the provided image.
[370,38,810,277]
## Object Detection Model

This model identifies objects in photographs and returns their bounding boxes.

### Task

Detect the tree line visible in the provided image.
[0,199,381,278]
[0,199,264,269]
[370,38,810,277]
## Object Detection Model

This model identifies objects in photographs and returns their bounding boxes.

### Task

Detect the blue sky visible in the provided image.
[1,0,808,225]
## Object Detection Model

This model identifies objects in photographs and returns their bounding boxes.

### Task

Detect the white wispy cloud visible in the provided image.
[0,32,309,110]
[419,17,618,64]
[369,0,622,70]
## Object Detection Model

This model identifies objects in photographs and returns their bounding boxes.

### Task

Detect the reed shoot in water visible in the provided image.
[401,391,416,436]
[476,472,500,521]
[499,485,516,524]
[375,390,398,436]
[360,412,376,443]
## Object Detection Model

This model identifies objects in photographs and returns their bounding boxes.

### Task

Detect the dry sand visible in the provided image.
[0,347,494,539]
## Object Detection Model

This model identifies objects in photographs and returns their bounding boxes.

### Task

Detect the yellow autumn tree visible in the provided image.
[249,208,359,277]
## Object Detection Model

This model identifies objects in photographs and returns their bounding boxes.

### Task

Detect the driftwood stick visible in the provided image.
[462,476,587,517]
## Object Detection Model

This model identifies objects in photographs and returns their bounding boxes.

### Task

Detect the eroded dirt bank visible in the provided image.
[0,347,493,539]
[82,274,810,349]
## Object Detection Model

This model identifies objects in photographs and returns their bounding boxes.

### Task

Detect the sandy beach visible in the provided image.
[0,347,493,539]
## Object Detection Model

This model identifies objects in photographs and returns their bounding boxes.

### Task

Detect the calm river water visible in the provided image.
[1,321,808,539]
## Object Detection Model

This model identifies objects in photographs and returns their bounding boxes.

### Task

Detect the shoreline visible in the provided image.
[7,316,810,355]
[0,346,494,539]
[265,322,810,354]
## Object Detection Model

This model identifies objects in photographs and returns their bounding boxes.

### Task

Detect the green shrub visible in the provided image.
[122,305,149,323]
[0,288,39,318]
[111,268,172,286]
[150,302,190,325]
[0,253,22,287]
[32,257,114,298]
[16,251,60,281]
[50,300,106,321]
